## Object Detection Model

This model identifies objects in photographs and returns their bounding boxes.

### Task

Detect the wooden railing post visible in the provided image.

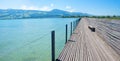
[51,31,55,61]
[73,21,74,31]
[74,21,76,31]
[65,24,68,44]
[76,20,77,27]
[71,22,72,35]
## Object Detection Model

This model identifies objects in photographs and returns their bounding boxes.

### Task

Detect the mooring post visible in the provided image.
[76,20,77,27]
[77,19,79,26]
[74,21,76,30]
[73,21,75,31]
[65,24,68,44]
[51,31,55,61]
[71,22,72,35]
[77,18,80,25]
[75,19,78,28]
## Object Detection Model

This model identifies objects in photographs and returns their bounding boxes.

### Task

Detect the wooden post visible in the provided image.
[51,31,55,61]
[76,20,77,27]
[71,22,72,35]
[73,21,74,31]
[77,18,80,25]
[73,21,76,31]
[75,20,76,29]
[65,24,68,44]
[77,20,78,26]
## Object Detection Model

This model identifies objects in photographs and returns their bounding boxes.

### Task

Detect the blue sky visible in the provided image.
[0,0,119,15]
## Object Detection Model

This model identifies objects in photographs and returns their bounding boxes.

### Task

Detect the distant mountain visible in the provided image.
[0,9,91,19]
[47,9,90,16]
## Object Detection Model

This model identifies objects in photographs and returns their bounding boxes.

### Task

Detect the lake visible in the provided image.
[0,18,78,61]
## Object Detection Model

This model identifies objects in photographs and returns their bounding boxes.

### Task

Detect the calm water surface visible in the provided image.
[0,18,77,61]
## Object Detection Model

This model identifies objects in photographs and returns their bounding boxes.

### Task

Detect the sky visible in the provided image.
[0,0,119,15]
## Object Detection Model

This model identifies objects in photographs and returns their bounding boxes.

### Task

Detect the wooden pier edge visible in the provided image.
[56,18,120,61]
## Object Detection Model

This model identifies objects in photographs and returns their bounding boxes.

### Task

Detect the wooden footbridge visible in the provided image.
[56,18,120,61]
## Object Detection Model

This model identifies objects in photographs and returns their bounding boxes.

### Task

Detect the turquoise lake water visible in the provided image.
[0,18,78,61]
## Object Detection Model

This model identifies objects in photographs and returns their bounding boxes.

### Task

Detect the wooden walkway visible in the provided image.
[57,18,120,61]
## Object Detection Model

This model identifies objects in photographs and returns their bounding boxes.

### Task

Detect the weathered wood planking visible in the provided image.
[57,18,120,61]
[87,18,120,55]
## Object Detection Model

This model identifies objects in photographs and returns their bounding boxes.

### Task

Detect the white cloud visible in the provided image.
[20,5,39,10]
[20,4,53,11]
[39,6,51,11]
[67,9,75,12]
[65,6,75,12]
[66,6,71,9]
[50,3,54,7]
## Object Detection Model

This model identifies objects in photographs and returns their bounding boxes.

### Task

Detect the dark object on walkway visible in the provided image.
[88,25,95,32]
[56,59,61,61]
